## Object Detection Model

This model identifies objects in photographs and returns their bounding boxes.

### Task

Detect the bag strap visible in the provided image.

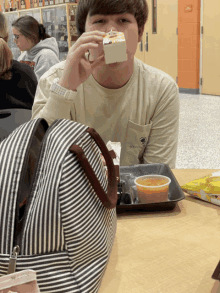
[15,119,49,246]
[69,128,117,209]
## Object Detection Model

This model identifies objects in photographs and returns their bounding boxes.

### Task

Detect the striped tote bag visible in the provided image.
[0,118,117,293]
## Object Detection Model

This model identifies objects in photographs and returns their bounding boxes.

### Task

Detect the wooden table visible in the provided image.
[99,169,220,293]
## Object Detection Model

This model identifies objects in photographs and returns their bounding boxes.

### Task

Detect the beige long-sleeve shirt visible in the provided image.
[32,58,179,168]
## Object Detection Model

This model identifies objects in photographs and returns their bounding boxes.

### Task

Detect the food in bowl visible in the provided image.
[135,175,171,203]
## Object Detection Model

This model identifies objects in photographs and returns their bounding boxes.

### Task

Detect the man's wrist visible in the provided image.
[50,78,76,99]
[58,79,77,92]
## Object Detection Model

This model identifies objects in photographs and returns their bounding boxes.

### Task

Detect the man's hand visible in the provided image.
[59,31,105,91]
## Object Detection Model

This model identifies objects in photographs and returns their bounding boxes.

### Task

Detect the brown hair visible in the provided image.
[12,16,50,45]
[0,12,9,42]
[0,38,13,80]
[76,0,148,37]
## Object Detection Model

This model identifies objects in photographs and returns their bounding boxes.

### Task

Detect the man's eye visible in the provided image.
[94,19,105,24]
[119,19,129,23]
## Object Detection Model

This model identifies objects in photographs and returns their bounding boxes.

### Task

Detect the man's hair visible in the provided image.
[0,38,13,80]
[76,0,148,37]
[12,16,51,44]
[0,12,9,42]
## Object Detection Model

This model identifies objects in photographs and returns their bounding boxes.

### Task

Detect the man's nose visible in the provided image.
[105,23,118,33]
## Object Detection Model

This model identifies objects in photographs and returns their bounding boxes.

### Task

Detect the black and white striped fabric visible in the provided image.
[0,118,117,292]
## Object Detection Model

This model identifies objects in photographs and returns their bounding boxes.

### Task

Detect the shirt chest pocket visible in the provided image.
[122,120,152,166]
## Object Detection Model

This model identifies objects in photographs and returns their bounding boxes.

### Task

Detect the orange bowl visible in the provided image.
[135,175,171,203]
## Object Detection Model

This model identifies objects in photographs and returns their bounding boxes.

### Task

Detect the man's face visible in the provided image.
[85,13,142,67]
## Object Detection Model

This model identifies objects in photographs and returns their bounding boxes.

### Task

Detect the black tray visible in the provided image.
[116,163,185,212]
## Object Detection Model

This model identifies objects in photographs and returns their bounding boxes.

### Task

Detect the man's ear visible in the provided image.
[138,26,144,43]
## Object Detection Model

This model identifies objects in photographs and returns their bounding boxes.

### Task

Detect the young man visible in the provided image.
[32,0,179,168]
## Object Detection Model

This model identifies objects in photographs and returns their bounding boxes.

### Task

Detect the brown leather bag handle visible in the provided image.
[69,128,117,209]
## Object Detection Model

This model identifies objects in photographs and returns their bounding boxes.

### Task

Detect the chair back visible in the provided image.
[0,109,32,142]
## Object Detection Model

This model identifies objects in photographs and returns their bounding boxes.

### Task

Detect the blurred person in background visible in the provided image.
[12,16,60,81]
[0,12,37,110]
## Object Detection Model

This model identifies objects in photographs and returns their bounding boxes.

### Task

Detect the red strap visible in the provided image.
[69,128,117,209]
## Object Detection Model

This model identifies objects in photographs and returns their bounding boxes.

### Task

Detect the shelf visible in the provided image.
[4,3,78,61]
